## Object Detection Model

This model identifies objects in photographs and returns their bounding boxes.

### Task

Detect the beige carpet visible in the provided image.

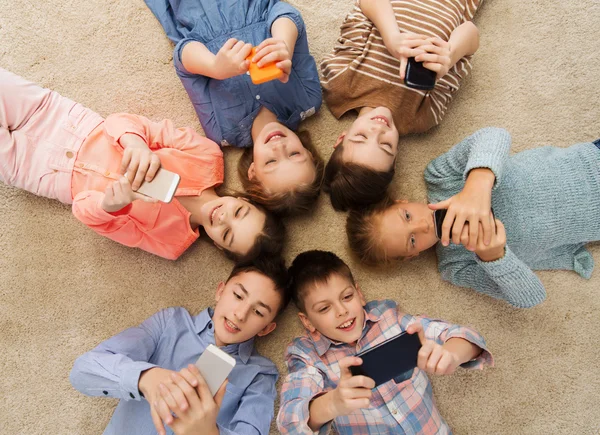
[1,1,599,434]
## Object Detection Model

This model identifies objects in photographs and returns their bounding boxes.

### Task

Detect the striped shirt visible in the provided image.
[277,299,493,435]
[321,0,481,136]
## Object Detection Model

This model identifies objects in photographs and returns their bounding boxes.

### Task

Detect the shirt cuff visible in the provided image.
[119,361,157,401]
[267,3,305,40]
[103,114,148,149]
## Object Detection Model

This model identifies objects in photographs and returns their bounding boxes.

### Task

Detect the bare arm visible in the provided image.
[448,21,480,66]
[181,41,218,77]
[358,0,401,48]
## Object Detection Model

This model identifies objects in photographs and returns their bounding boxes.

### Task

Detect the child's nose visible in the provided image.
[414,218,429,234]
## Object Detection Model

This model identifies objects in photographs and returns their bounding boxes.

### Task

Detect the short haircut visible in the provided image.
[227,255,291,315]
[223,199,285,263]
[287,250,355,313]
[346,196,395,265]
[323,144,394,211]
[238,130,325,216]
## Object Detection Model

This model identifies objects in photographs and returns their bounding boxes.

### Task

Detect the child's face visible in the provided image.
[376,200,439,258]
[298,273,367,344]
[250,122,316,194]
[213,271,281,346]
[340,107,400,172]
[199,196,266,256]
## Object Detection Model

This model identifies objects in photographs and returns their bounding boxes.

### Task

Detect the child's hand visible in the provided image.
[385,32,429,80]
[119,134,161,191]
[138,367,199,435]
[414,37,452,79]
[213,38,253,80]
[101,177,157,213]
[429,168,495,250]
[475,219,506,262]
[154,365,226,435]
[252,38,292,83]
[407,323,461,376]
[329,356,375,418]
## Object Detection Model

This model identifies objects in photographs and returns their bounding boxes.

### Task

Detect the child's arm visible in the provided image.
[181,39,252,80]
[70,308,194,435]
[252,17,298,83]
[448,21,480,67]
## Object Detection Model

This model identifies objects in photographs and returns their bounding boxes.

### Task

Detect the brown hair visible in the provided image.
[227,255,291,315]
[237,130,324,216]
[323,144,394,211]
[346,196,395,266]
[222,199,285,263]
[287,250,356,313]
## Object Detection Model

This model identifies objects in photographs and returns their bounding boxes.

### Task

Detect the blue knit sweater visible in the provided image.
[425,128,600,308]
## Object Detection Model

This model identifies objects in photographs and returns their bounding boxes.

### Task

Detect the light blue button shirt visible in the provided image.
[70,307,278,435]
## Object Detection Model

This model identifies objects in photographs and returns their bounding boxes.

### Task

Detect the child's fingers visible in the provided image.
[399,57,408,80]
[425,345,444,374]
[436,352,456,375]
[150,403,167,435]
[481,213,493,247]
[231,40,247,54]
[466,215,479,251]
[255,37,276,53]
[441,209,456,246]
[222,38,238,51]
[406,321,426,344]
[125,155,139,185]
[145,155,161,182]
[156,386,176,424]
[132,191,158,203]
[179,366,199,387]
[338,356,363,380]
[417,341,435,370]
[214,380,228,408]
[239,43,253,60]
[459,224,470,247]
[451,214,467,245]
[415,52,443,65]
[170,372,201,409]
[344,375,375,390]
[119,150,132,175]
[132,154,150,191]
[162,379,189,412]
[428,199,450,210]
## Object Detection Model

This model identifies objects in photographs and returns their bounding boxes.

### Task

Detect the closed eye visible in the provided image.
[254,309,264,317]
[266,159,276,165]
[318,306,330,313]
[234,292,242,300]
[235,207,241,217]
[290,151,300,157]
[223,228,230,242]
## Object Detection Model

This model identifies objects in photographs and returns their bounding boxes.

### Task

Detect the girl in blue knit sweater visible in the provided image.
[347,127,600,308]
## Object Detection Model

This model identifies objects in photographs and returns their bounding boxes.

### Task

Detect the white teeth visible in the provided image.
[210,206,220,225]
[338,319,355,329]
[372,116,388,127]
[268,134,283,143]
[226,319,239,331]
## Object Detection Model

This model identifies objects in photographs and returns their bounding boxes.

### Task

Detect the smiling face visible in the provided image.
[377,200,439,258]
[249,122,316,194]
[199,196,266,256]
[340,107,400,172]
[298,273,367,344]
[212,271,282,346]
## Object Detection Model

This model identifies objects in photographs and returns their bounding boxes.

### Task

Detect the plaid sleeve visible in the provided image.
[402,314,494,369]
[276,348,331,435]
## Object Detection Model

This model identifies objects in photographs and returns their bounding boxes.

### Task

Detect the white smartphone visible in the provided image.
[195,344,236,396]
[136,168,181,203]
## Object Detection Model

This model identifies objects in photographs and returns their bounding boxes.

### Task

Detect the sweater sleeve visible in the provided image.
[438,244,547,308]
[527,244,594,279]
[424,127,512,199]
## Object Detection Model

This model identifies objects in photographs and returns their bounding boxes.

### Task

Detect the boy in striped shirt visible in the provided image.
[277,250,492,434]
[322,0,482,211]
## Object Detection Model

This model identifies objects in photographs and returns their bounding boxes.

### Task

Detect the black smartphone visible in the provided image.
[405,57,436,91]
[349,332,421,387]
[434,208,496,239]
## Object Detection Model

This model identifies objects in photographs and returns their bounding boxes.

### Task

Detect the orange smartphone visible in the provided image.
[246,47,283,85]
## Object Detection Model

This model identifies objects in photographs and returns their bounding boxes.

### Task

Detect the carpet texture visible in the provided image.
[1,1,599,434]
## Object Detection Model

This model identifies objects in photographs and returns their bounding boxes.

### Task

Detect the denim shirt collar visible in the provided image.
[308,305,384,357]
[194,308,254,364]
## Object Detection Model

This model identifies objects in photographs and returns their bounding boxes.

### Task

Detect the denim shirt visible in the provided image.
[144,0,322,148]
[70,307,279,435]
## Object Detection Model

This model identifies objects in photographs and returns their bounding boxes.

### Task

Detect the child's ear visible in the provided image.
[333,132,346,149]
[355,283,367,307]
[213,241,224,251]
[215,281,226,302]
[298,312,316,333]
[257,322,277,337]
[247,162,256,180]
[394,199,409,204]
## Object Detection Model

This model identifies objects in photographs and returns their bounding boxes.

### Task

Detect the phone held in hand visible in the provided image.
[405,57,436,91]
[135,168,181,203]
[434,208,496,239]
[349,332,421,387]
[195,344,236,396]
[246,47,283,85]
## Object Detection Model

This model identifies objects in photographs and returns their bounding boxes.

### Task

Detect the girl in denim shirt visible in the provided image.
[145,0,324,215]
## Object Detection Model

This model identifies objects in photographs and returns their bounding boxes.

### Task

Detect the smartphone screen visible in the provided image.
[434,208,496,240]
[135,168,181,203]
[350,332,421,387]
[405,57,436,91]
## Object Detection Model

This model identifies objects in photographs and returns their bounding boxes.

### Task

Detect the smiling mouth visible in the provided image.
[266,131,285,143]
[224,318,240,333]
[371,115,390,128]
[210,205,222,226]
[337,318,356,331]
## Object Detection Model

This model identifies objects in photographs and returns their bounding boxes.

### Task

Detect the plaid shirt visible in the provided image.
[277,299,493,435]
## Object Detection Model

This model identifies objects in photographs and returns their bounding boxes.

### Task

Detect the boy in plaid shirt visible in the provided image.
[277,250,493,434]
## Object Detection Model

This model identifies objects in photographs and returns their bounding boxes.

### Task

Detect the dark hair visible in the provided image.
[227,256,291,315]
[323,144,394,211]
[238,130,324,216]
[222,199,285,263]
[346,196,395,265]
[287,250,355,312]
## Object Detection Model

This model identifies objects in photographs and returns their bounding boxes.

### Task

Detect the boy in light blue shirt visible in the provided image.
[70,258,289,435]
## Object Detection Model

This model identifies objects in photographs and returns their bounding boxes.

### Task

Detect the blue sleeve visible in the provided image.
[267,2,305,40]
[219,373,278,435]
[69,307,177,401]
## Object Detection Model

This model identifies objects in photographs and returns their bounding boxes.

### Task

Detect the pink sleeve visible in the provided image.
[71,190,186,260]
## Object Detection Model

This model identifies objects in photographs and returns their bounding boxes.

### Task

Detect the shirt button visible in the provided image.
[255,95,260,100]
[104,171,111,176]
[129,393,135,399]
[77,163,85,168]
[392,410,398,415]
[103,391,108,395]
[208,322,213,330]
[66,151,74,159]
